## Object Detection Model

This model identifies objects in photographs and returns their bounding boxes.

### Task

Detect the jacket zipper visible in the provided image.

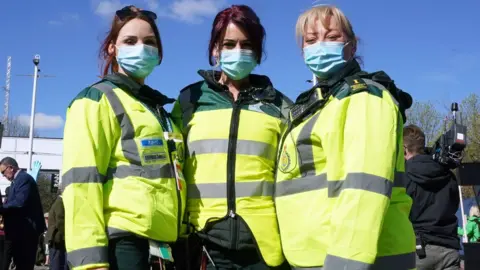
[227,97,242,250]
[142,102,182,238]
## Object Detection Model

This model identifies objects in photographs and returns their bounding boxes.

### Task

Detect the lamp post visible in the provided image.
[27,55,40,171]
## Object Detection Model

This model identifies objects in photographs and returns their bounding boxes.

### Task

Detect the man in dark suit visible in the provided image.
[0,157,46,270]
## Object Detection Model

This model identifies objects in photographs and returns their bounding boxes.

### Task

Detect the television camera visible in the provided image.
[425,102,467,169]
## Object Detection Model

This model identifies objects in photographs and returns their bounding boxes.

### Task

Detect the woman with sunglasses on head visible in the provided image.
[274,5,415,270]
[171,4,291,270]
[62,5,186,270]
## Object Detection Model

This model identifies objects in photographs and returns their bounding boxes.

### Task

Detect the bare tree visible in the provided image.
[2,116,39,137]
[406,101,442,146]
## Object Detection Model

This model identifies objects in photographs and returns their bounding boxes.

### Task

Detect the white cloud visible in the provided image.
[17,113,64,130]
[144,0,160,10]
[169,0,225,23]
[95,0,124,17]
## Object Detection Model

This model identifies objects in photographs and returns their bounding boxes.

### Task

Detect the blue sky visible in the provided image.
[0,0,479,138]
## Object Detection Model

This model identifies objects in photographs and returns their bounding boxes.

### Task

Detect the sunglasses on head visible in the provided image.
[116,6,157,21]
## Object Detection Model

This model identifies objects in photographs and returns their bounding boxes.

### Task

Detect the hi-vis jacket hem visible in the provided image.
[291,252,416,270]
[63,73,186,270]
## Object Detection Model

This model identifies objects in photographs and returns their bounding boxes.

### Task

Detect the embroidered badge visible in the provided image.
[279,144,292,173]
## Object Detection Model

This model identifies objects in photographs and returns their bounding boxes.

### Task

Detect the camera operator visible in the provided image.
[404,124,461,270]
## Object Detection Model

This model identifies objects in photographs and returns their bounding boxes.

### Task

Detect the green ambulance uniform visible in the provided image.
[171,70,291,268]
[62,73,186,270]
[275,60,416,270]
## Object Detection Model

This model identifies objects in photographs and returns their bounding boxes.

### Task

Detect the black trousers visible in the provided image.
[2,239,12,270]
[203,242,291,270]
[10,233,39,270]
[49,246,69,270]
[108,236,150,270]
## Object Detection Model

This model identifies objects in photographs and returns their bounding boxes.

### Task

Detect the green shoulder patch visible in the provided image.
[68,84,107,108]
[333,76,383,100]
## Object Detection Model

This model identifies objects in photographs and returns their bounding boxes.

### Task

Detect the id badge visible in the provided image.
[149,240,174,262]
[173,158,184,191]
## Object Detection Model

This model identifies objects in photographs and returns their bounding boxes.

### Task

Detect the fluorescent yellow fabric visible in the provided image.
[63,80,186,270]
[275,79,415,270]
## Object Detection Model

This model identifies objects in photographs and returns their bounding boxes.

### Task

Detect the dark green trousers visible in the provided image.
[108,236,150,270]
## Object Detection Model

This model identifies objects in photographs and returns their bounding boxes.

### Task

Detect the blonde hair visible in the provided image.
[295,5,357,48]
[470,206,480,217]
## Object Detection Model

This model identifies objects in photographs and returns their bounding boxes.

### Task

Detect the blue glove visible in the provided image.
[28,160,42,181]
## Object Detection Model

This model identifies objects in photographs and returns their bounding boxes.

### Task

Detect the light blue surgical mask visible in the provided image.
[116,44,160,79]
[303,41,347,79]
[219,49,257,80]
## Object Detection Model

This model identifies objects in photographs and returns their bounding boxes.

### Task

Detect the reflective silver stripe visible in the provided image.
[106,163,174,180]
[188,139,276,160]
[293,252,416,270]
[328,173,393,198]
[107,227,132,239]
[373,252,416,270]
[62,167,106,189]
[275,172,404,198]
[95,83,141,165]
[297,113,321,177]
[275,174,327,197]
[324,254,371,270]
[67,246,108,268]
[188,181,273,199]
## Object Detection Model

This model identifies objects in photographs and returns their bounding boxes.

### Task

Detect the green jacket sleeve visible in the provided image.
[323,90,399,269]
[62,87,117,270]
[171,100,184,134]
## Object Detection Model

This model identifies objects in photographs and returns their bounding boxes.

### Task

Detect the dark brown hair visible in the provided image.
[403,124,426,154]
[208,5,265,66]
[99,6,163,77]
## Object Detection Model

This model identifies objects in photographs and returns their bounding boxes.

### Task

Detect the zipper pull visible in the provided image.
[229,210,236,218]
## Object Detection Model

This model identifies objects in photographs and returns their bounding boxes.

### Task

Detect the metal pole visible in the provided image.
[459,186,468,243]
[28,56,40,171]
[3,56,11,135]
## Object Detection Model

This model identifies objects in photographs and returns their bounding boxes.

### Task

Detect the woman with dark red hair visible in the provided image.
[172,4,291,270]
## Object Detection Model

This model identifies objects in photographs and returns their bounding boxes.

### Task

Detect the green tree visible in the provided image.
[37,173,58,213]
[406,101,442,146]
[459,93,480,162]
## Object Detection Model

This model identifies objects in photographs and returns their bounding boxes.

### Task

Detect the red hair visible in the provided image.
[99,6,163,77]
[208,5,265,66]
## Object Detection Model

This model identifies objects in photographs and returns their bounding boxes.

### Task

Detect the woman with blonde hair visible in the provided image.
[274,5,415,269]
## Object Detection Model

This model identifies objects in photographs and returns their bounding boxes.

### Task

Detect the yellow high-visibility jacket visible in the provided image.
[275,61,416,270]
[62,73,186,270]
[171,70,291,267]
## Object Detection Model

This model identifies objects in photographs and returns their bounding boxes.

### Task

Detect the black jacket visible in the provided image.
[46,196,65,249]
[405,154,460,249]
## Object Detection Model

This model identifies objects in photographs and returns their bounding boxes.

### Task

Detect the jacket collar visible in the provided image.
[104,73,175,106]
[295,60,361,103]
[197,70,277,102]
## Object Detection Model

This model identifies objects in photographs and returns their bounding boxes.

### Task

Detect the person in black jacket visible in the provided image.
[404,125,461,270]
[0,157,47,270]
[46,195,68,270]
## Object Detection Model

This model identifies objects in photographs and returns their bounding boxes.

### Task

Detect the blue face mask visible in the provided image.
[116,44,160,79]
[219,49,257,80]
[303,41,347,79]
